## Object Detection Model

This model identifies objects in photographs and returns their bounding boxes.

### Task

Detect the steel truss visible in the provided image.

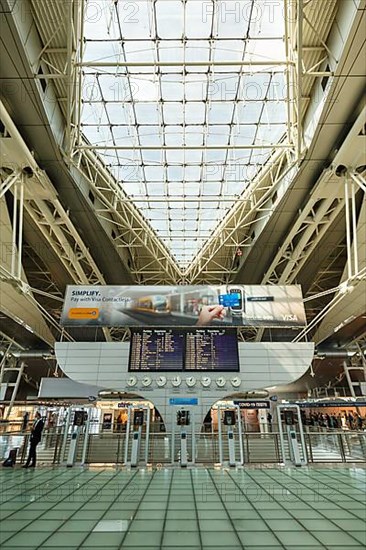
[24,196,105,286]
[22,245,64,301]
[262,170,345,285]
[257,100,366,342]
[304,244,348,323]
[343,331,366,400]
[0,330,25,355]
[0,111,106,287]
[0,331,25,415]
[70,148,181,284]
[0,100,112,341]
[290,169,365,344]
[61,0,318,282]
[184,148,297,283]
[15,1,340,285]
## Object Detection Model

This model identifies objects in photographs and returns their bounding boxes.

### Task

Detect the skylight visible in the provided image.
[81,0,289,267]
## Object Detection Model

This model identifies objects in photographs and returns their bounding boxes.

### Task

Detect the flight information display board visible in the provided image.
[128,328,239,371]
[185,328,239,371]
[129,329,184,371]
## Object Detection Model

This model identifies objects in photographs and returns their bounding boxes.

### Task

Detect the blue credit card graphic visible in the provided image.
[218,293,241,307]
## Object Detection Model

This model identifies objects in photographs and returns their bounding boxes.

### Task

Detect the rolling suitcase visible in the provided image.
[2,448,17,467]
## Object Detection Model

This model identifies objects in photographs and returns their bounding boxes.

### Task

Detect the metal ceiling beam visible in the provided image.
[0,100,114,341]
[75,144,293,151]
[69,148,182,283]
[24,198,106,285]
[78,60,292,68]
[3,0,346,290]
[63,0,299,278]
[261,172,345,285]
[184,148,295,282]
[0,331,25,353]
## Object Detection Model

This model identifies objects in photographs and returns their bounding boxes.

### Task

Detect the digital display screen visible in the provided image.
[129,329,184,371]
[185,328,239,371]
[128,328,239,372]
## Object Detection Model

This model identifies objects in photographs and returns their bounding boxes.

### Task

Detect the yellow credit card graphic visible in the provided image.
[68,308,100,320]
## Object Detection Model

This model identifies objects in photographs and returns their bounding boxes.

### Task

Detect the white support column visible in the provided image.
[350,180,359,276]
[16,175,24,280]
[235,405,244,466]
[76,0,85,149]
[124,407,132,465]
[65,0,74,156]
[10,179,18,277]
[344,177,353,280]
[296,0,304,159]
[81,411,92,465]
[145,406,151,465]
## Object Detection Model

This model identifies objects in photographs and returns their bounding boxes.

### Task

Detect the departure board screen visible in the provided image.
[129,329,184,371]
[128,328,239,371]
[185,328,239,371]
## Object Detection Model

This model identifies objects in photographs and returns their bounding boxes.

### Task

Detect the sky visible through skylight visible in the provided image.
[82,0,288,267]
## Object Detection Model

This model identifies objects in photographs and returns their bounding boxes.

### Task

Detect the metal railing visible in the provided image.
[1,427,365,466]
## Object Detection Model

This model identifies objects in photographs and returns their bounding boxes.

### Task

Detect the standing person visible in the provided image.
[116,412,123,433]
[21,411,29,432]
[347,411,354,429]
[204,410,212,433]
[267,412,273,431]
[22,412,44,468]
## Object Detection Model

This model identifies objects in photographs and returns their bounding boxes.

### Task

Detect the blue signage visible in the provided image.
[169,397,199,406]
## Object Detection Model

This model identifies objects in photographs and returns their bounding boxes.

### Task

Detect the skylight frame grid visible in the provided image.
[80,0,292,266]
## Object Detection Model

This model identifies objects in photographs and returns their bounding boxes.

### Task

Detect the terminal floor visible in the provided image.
[0,465,365,550]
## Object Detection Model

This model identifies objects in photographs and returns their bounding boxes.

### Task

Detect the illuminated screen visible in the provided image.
[129,329,184,371]
[185,328,239,371]
[128,328,239,372]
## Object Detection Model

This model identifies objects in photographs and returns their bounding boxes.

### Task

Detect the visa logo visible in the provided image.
[282,314,298,321]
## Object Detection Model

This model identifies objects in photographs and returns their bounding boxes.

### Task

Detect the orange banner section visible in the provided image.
[68,308,99,320]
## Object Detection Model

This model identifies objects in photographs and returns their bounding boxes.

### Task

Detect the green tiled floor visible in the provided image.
[0,465,365,549]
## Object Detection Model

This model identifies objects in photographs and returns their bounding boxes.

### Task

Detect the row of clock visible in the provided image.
[127,375,242,388]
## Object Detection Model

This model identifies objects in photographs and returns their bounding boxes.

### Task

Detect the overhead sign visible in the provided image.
[292,401,366,408]
[169,397,199,406]
[60,285,306,328]
[234,400,271,409]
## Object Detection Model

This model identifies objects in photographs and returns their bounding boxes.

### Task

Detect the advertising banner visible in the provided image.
[60,285,306,328]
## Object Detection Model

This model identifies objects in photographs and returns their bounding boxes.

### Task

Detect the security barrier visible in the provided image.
[1,427,365,466]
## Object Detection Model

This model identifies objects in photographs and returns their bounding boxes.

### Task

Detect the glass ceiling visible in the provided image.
[82,0,288,268]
